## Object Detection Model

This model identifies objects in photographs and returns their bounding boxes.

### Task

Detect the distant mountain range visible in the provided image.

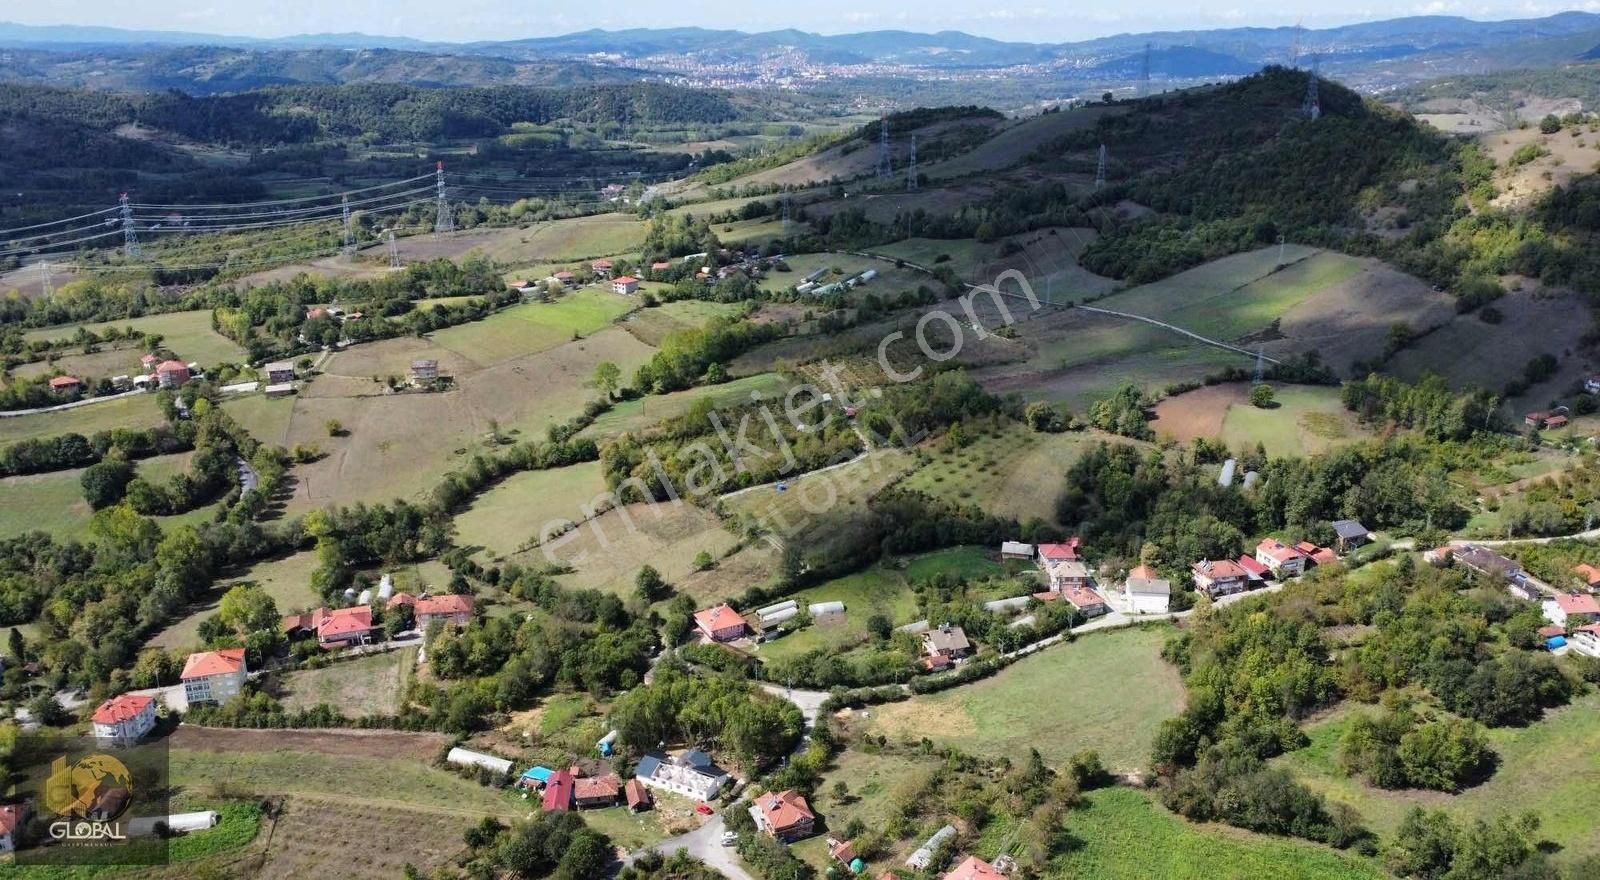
[7,13,1600,96]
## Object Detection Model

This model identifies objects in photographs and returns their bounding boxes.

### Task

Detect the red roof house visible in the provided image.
[90,693,157,746]
[48,375,83,391]
[415,594,473,628]
[1061,584,1109,617]
[943,856,1006,880]
[1256,538,1310,576]
[625,778,652,812]
[1575,564,1600,588]
[1547,592,1600,625]
[1296,541,1339,566]
[156,360,191,388]
[612,275,640,294]
[750,789,815,841]
[573,773,622,808]
[1237,555,1270,579]
[387,592,417,608]
[1192,559,1250,596]
[316,606,376,647]
[91,693,154,726]
[542,769,574,812]
[694,604,747,642]
[1037,539,1081,562]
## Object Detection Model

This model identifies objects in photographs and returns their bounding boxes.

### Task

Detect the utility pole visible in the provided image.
[1252,347,1266,385]
[906,134,918,191]
[1302,54,1321,121]
[1094,144,1107,190]
[1277,234,1286,267]
[387,229,401,269]
[341,193,354,255]
[119,193,140,259]
[432,161,453,235]
[781,194,792,234]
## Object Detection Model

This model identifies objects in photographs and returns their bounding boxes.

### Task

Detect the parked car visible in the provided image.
[696,803,714,816]
[720,831,738,846]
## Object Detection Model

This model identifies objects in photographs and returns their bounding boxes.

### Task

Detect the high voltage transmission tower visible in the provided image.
[878,114,892,178]
[119,193,140,259]
[341,194,354,254]
[906,134,918,191]
[38,261,52,298]
[1095,144,1107,190]
[1140,42,1152,97]
[1302,54,1321,121]
[433,161,454,234]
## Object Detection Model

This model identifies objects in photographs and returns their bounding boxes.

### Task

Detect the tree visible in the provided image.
[692,550,715,571]
[593,361,621,399]
[7,628,24,665]
[1249,384,1276,409]
[217,584,279,636]
[635,565,669,602]
[1540,113,1562,134]
[80,459,135,509]
[1025,401,1066,432]
[325,419,345,437]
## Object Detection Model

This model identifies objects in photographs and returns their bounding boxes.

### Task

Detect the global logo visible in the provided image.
[42,753,133,842]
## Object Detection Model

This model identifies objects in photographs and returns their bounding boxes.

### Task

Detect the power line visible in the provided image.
[0,206,120,237]
[128,184,436,223]
[128,172,434,210]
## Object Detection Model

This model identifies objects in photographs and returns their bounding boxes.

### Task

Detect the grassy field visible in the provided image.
[1094,247,1338,338]
[282,326,653,513]
[430,289,637,367]
[278,648,416,717]
[582,372,789,438]
[147,550,323,650]
[221,393,297,445]
[533,500,744,599]
[1276,692,1600,865]
[900,424,1103,524]
[618,299,745,347]
[23,309,247,366]
[453,461,609,557]
[469,213,649,264]
[721,448,916,542]
[753,567,920,663]
[0,392,167,445]
[1153,382,1365,458]
[868,625,1185,772]
[1046,788,1386,880]
[791,748,946,870]
[0,450,202,541]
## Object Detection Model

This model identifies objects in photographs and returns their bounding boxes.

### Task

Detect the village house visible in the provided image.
[542,769,575,811]
[282,605,378,649]
[156,360,191,389]
[634,750,730,801]
[1255,538,1309,578]
[1455,545,1522,582]
[140,353,159,371]
[1524,410,1569,430]
[591,259,613,277]
[827,837,858,867]
[1037,539,1080,565]
[1191,559,1251,597]
[611,275,640,295]
[553,270,577,288]
[649,260,672,275]
[625,779,652,812]
[1123,564,1171,614]
[1000,540,1034,560]
[694,604,748,642]
[1044,558,1092,592]
[943,855,1007,880]
[0,801,30,853]
[1544,592,1600,627]
[749,789,816,841]
[264,361,296,384]
[1237,554,1270,582]
[410,359,440,384]
[1296,541,1339,567]
[90,693,157,747]
[1331,520,1370,553]
[1570,623,1600,658]
[1575,564,1600,590]
[387,592,417,610]
[1058,584,1110,617]
[180,647,247,706]
[48,375,82,394]
[415,594,473,629]
[573,773,622,809]
[921,624,972,670]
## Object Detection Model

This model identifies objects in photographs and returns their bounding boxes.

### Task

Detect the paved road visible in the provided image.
[645,813,753,880]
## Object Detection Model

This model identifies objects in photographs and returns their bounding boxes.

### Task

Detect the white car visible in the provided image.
[720,831,738,847]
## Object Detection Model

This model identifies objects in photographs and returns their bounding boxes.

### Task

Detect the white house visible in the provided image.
[634,750,730,801]
[1255,538,1308,578]
[180,648,247,706]
[90,693,157,747]
[1123,564,1171,614]
[1570,623,1600,658]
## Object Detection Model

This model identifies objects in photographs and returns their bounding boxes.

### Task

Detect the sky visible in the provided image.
[10,2,1600,44]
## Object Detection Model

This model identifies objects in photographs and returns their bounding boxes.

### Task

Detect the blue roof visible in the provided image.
[635,754,663,779]
[681,749,713,768]
[520,766,554,782]
[1547,636,1568,649]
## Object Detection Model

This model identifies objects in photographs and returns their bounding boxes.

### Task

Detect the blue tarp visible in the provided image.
[520,766,554,783]
[1547,636,1568,650]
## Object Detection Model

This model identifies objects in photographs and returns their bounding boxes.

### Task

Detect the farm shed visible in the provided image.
[808,601,845,623]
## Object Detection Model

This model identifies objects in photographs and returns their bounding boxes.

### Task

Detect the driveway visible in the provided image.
[644,812,754,880]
